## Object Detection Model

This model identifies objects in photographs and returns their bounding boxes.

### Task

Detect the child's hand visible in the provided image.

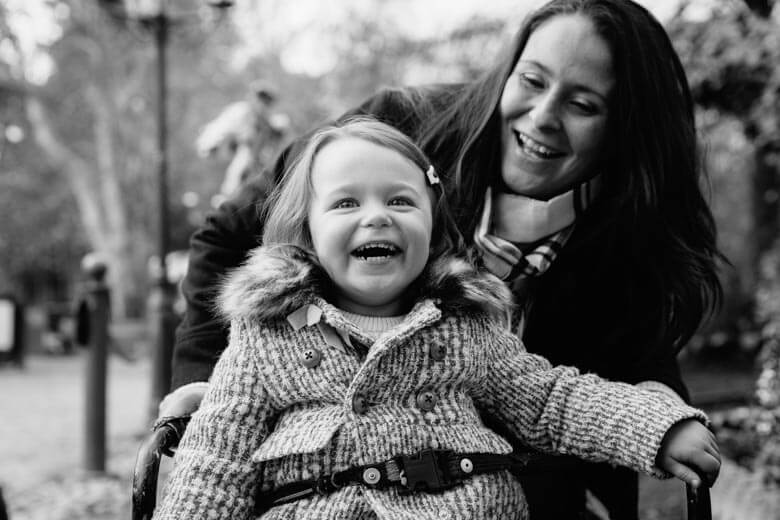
[655,419,720,488]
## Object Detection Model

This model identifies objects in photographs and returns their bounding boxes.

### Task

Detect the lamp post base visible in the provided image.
[148,281,176,423]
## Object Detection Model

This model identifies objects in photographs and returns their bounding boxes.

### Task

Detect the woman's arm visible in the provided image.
[155,320,273,519]
[172,178,270,389]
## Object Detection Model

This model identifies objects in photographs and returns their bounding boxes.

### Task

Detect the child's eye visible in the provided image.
[388,197,413,207]
[333,199,357,209]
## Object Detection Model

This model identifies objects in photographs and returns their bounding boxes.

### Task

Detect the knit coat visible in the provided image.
[155,245,707,520]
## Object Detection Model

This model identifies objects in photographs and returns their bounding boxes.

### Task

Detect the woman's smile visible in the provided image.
[511,129,566,160]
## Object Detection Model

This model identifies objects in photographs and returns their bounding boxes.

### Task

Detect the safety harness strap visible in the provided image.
[254,449,558,514]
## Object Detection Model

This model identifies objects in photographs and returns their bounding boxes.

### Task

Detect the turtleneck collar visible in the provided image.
[492,173,601,244]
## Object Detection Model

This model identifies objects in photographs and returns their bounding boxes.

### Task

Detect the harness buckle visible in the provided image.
[399,449,456,493]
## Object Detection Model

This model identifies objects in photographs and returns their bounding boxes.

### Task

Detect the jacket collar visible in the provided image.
[218,244,514,324]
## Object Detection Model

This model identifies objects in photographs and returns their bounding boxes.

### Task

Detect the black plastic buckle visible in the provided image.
[399,449,455,493]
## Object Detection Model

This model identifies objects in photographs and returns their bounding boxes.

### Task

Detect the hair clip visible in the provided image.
[425,165,440,186]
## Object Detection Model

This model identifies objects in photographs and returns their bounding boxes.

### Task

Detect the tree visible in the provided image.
[0,0,245,316]
[668,0,780,330]
[0,0,512,316]
[1,2,151,315]
[670,0,780,487]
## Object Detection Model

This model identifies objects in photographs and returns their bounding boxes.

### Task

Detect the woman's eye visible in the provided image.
[388,197,413,207]
[518,72,545,89]
[570,99,599,115]
[333,199,357,209]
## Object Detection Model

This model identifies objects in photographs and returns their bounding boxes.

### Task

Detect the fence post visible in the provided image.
[81,256,110,472]
[0,294,24,367]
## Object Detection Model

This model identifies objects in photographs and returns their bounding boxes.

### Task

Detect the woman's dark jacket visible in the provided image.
[172,84,688,519]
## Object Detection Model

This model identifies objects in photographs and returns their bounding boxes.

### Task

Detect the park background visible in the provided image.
[1,0,780,518]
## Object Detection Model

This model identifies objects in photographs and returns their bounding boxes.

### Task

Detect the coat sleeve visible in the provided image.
[473,320,707,478]
[155,320,273,519]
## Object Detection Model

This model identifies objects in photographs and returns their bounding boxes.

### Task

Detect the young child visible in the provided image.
[154,118,720,520]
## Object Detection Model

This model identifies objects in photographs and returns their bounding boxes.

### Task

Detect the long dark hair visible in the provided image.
[406,0,724,349]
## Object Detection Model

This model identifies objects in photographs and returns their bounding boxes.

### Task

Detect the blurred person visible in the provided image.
[154,118,719,520]
[196,81,289,203]
[161,0,725,516]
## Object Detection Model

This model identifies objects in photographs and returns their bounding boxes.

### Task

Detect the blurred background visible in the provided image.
[1,0,779,518]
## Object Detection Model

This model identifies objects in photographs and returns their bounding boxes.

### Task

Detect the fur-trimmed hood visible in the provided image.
[218,244,514,323]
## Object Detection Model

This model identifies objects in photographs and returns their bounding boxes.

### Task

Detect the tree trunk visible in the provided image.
[24,96,132,317]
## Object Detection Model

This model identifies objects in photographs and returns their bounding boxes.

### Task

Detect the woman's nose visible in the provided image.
[529,94,562,132]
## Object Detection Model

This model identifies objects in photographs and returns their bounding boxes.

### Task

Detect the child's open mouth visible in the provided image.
[351,242,402,263]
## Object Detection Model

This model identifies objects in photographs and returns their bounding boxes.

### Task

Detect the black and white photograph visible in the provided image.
[1,0,779,518]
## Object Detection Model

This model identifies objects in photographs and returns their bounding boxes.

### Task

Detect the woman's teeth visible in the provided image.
[513,130,562,159]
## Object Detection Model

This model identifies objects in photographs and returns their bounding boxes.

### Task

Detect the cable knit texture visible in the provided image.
[154,245,707,520]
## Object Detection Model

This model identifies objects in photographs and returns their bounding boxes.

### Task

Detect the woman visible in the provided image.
[164,0,723,517]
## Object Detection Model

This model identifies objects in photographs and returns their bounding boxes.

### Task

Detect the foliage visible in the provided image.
[0,1,253,314]
[674,0,780,483]
[710,236,780,484]
[0,106,88,301]
[669,1,780,150]
[0,0,510,316]
[667,2,780,347]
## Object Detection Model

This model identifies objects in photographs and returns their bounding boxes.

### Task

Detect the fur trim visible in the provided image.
[218,244,515,322]
[415,255,515,321]
[217,245,323,323]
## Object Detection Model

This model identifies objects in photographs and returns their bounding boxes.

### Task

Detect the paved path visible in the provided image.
[1,352,151,519]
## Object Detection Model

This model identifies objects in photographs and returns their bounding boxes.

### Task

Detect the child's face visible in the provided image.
[308,137,433,316]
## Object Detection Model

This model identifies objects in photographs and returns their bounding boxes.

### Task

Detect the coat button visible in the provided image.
[430,343,447,361]
[416,391,437,411]
[300,348,322,368]
[352,394,368,414]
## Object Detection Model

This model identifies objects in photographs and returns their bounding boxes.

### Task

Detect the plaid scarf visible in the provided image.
[473,181,598,335]
[474,188,589,285]
[495,225,573,279]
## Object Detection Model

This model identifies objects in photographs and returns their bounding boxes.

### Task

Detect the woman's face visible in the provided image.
[499,14,614,200]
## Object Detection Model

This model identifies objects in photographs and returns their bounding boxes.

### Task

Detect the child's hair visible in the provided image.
[263,116,465,263]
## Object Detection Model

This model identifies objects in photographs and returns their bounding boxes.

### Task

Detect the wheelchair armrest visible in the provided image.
[686,481,712,520]
[132,416,191,520]
[515,451,712,520]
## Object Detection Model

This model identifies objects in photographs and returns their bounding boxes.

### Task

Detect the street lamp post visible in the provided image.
[116,0,232,420]
[149,9,173,421]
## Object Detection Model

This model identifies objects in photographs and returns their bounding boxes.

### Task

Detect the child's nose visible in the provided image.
[361,204,392,227]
